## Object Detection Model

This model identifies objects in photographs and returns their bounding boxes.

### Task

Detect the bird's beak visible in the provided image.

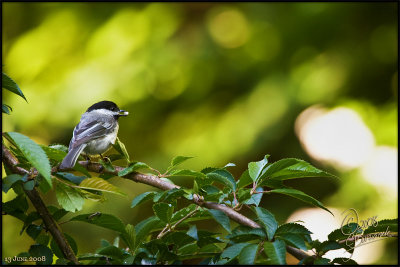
[119,110,129,116]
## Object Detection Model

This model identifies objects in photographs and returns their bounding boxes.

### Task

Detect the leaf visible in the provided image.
[2,72,27,101]
[239,243,258,264]
[23,180,35,191]
[224,162,236,168]
[166,156,194,173]
[28,244,53,265]
[79,177,126,196]
[178,242,199,255]
[363,218,398,234]
[5,132,51,188]
[55,172,87,185]
[236,170,252,189]
[207,169,236,191]
[55,183,85,212]
[328,223,363,241]
[69,213,126,233]
[259,158,336,183]
[276,233,307,250]
[40,145,67,162]
[131,191,157,208]
[254,207,278,240]
[118,161,150,177]
[207,209,231,233]
[217,243,249,264]
[121,224,135,251]
[163,231,196,247]
[248,155,270,182]
[226,225,266,243]
[331,257,358,265]
[242,187,263,206]
[50,233,78,259]
[135,216,163,248]
[112,137,130,162]
[26,224,42,240]
[263,239,286,265]
[159,188,186,203]
[186,225,198,240]
[2,194,29,221]
[2,103,12,114]
[314,257,331,265]
[269,188,333,215]
[2,174,23,193]
[276,222,313,236]
[153,202,174,223]
[317,240,343,254]
[171,204,198,222]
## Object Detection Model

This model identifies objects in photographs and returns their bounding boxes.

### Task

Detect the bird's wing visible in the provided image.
[69,115,116,149]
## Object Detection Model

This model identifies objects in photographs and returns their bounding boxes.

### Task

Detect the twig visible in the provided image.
[157,206,200,239]
[2,144,80,265]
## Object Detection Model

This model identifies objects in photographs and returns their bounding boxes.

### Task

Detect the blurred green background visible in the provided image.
[2,2,397,264]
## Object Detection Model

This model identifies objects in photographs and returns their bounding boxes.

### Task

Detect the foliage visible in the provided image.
[2,73,397,265]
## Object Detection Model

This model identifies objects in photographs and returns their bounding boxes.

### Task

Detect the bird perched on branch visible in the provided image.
[59,100,129,169]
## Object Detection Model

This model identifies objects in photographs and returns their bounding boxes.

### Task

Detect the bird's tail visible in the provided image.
[59,144,87,169]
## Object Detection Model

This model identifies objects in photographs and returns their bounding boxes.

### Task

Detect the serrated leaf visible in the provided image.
[207,209,231,233]
[254,207,278,240]
[55,183,85,212]
[112,137,130,162]
[328,223,362,241]
[118,161,150,176]
[269,188,333,215]
[363,218,398,235]
[2,72,27,101]
[276,233,307,250]
[70,213,126,233]
[276,222,313,236]
[248,155,269,182]
[28,244,53,265]
[55,172,87,185]
[159,188,186,203]
[78,177,126,196]
[131,191,157,208]
[207,169,236,191]
[217,243,249,264]
[166,156,194,173]
[50,233,78,259]
[2,174,23,193]
[40,145,67,162]
[5,132,51,188]
[226,225,266,243]
[153,202,174,223]
[263,239,286,264]
[331,257,358,265]
[259,158,336,182]
[239,243,258,264]
[317,240,343,254]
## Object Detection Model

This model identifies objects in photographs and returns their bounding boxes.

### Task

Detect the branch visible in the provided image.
[2,144,80,265]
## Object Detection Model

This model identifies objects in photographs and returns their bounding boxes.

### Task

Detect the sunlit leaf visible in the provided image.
[79,177,126,196]
[118,161,150,177]
[248,155,269,182]
[112,137,130,162]
[55,183,85,212]
[2,72,27,101]
[166,156,194,173]
[206,169,236,191]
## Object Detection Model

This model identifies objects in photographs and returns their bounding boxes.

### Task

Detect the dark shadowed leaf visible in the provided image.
[69,213,125,233]
[131,191,157,208]
[207,209,231,233]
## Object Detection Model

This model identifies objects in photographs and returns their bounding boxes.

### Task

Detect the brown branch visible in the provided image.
[2,144,80,265]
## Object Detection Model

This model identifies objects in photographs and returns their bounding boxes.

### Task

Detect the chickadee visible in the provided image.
[59,100,129,169]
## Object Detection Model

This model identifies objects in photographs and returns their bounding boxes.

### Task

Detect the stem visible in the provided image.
[157,206,199,239]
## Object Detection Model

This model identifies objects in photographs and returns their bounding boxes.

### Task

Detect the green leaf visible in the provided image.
[217,243,249,264]
[2,103,12,114]
[79,177,126,196]
[263,239,286,265]
[158,188,186,203]
[242,187,264,206]
[96,245,125,261]
[171,204,198,222]
[153,202,174,223]
[40,145,67,162]
[178,242,199,255]
[2,174,23,193]
[28,244,53,265]
[164,231,196,247]
[269,188,333,215]
[328,223,362,241]
[236,169,252,189]
[363,218,398,234]
[2,72,27,101]
[135,216,162,249]
[276,233,307,250]
[259,158,336,182]
[166,156,194,173]
[207,169,236,191]
[207,209,231,233]
[331,257,358,265]
[26,224,42,240]
[238,243,258,265]
[131,191,157,208]
[186,225,198,240]
[254,207,278,240]
[248,155,269,182]
[55,172,87,185]
[112,137,130,162]
[317,240,343,254]
[5,132,51,187]
[121,224,135,251]
[276,222,313,236]
[23,180,35,191]
[2,194,28,221]
[55,183,85,212]
[226,225,266,243]
[118,161,150,176]
[69,213,126,233]
[50,233,78,259]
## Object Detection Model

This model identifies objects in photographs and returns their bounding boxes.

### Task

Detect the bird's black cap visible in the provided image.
[87,101,120,112]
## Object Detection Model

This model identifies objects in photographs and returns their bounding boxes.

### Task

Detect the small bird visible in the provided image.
[59,100,129,169]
